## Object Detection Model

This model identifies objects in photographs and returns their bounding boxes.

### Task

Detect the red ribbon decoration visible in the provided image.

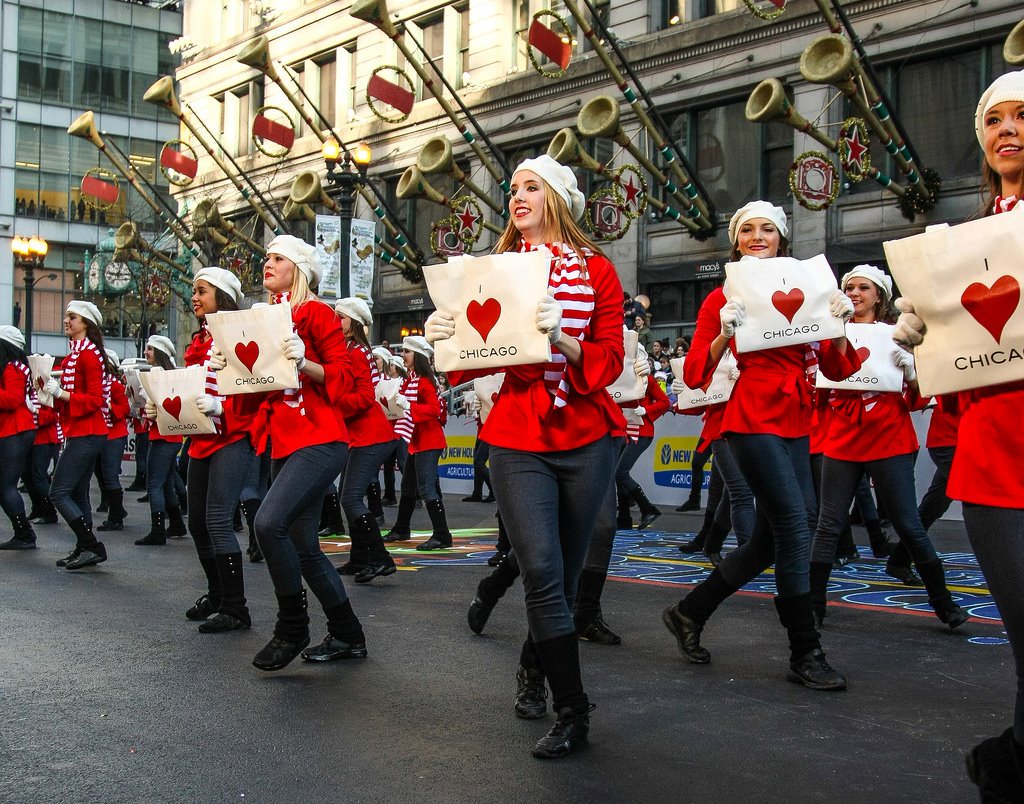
[367,74,415,117]
[528,18,571,70]
[81,175,119,205]
[159,145,198,179]
[252,114,295,149]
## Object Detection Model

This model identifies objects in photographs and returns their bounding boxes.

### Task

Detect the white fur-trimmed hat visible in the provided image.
[0,325,25,349]
[67,300,102,327]
[146,334,176,358]
[402,335,433,359]
[335,297,372,327]
[371,345,393,364]
[976,69,1024,145]
[104,348,121,369]
[513,154,586,222]
[193,266,244,304]
[728,200,789,245]
[841,264,893,301]
[266,234,323,289]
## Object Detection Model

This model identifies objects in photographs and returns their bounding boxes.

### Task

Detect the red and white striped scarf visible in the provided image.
[353,342,381,384]
[394,372,419,444]
[12,360,38,427]
[994,195,1019,214]
[200,328,224,434]
[62,338,111,426]
[519,240,595,410]
[271,292,306,417]
[625,411,642,442]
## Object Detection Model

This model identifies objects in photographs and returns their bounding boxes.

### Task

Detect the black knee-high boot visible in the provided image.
[338,511,371,575]
[531,632,591,759]
[353,513,397,583]
[242,498,262,562]
[616,486,633,530]
[0,513,36,549]
[97,489,125,531]
[809,561,832,627]
[417,499,452,550]
[774,593,846,691]
[469,552,521,634]
[317,492,345,537]
[662,569,734,663]
[383,495,415,541]
[61,517,106,570]
[366,482,384,520]
[630,487,661,529]
[136,512,167,545]
[917,559,970,629]
[186,552,221,621]
[252,590,310,671]
[200,552,251,632]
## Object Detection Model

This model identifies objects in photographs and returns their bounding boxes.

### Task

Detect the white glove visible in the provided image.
[283,333,306,370]
[395,394,410,412]
[720,298,745,338]
[44,377,65,401]
[892,346,917,382]
[425,311,456,344]
[728,366,741,382]
[893,298,926,346]
[208,348,227,372]
[536,295,563,345]
[634,405,647,418]
[634,355,651,378]
[195,394,224,417]
[144,400,158,420]
[467,394,481,416]
[829,289,855,322]
[671,378,686,395]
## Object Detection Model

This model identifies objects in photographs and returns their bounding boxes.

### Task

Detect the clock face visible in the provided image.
[104,260,133,292]
[87,257,103,293]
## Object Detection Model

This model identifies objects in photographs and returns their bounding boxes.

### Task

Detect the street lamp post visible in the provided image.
[10,235,49,350]
[322,139,371,300]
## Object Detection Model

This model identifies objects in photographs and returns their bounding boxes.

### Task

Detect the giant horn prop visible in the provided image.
[396,166,503,236]
[68,111,202,258]
[193,199,266,255]
[1005,18,1024,66]
[282,198,317,223]
[143,77,286,235]
[113,221,187,275]
[417,137,503,214]
[351,0,511,198]
[799,34,930,201]
[558,0,713,231]
[237,36,421,266]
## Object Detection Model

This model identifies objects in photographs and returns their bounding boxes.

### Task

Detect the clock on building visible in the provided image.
[87,255,105,294]
[104,260,133,293]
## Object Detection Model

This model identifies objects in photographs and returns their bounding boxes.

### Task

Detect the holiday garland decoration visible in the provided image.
[743,0,787,21]
[527,10,574,80]
[586,184,631,241]
[838,117,870,183]
[431,216,466,259]
[898,168,942,220]
[613,164,647,219]
[366,66,416,123]
[450,194,485,247]
[789,150,840,211]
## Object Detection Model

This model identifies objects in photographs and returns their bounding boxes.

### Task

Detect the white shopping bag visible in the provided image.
[670,350,738,410]
[724,255,846,353]
[815,322,905,393]
[122,365,147,416]
[474,373,505,424]
[425,251,552,372]
[28,354,55,407]
[605,328,646,403]
[375,377,406,421]
[139,366,218,437]
[883,205,1024,395]
[204,304,298,395]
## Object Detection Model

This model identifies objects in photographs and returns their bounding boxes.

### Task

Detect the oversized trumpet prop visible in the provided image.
[68,111,203,260]
[351,0,511,198]
[143,77,287,235]
[396,166,504,239]
[114,221,188,276]
[282,198,316,223]
[1005,18,1024,65]
[416,137,504,216]
[745,77,903,197]
[192,199,266,256]
[236,36,422,267]
[558,0,714,232]
[288,172,412,270]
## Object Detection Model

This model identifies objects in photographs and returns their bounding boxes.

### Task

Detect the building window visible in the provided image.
[220,81,264,157]
[663,0,742,27]
[315,51,338,128]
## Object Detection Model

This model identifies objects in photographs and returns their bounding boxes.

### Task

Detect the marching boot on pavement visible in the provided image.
[809,560,832,627]
[136,512,167,546]
[885,542,922,585]
[61,516,106,570]
[416,498,453,550]
[531,633,593,759]
[382,495,415,542]
[468,551,521,634]
[774,593,846,691]
[662,568,735,664]
[352,513,397,583]
[574,568,621,645]
[337,514,370,576]
[0,513,36,550]
[31,496,58,525]
[186,552,221,621]
[317,491,345,538]
[242,498,263,562]
[615,487,633,530]
[97,489,126,532]
[630,486,661,530]
[252,590,310,671]
[917,558,970,629]
[166,507,188,539]
[366,481,385,527]
[199,552,251,633]
[302,598,368,662]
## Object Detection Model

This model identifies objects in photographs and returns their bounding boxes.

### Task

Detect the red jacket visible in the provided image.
[822,387,925,462]
[54,344,108,438]
[925,395,960,449]
[620,375,671,438]
[34,405,60,445]
[405,374,447,454]
[948,381,1024,508]
[107,379,130,440]
[449,252,625,452]
[254,299,352,460]
[184,331,256,460]
[684,288,860,439]
[336,341,395,449]
[0,363,35,438]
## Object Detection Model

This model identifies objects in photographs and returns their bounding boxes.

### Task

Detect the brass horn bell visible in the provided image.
[547,128,607,174]
[142,76,182,116]
[745,78,837,151]
[396,165,449,206]
[289,171,338,211]
[1005,18,1024,66]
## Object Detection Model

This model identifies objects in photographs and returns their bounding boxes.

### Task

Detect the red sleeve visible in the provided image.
[335,344,375,419]
[300,302,351,403]
[643,375,671,422]
[564,254,625,394]
[0,364,25,410]
[66,350,105,417]
[411,378,443,425]
[817,337,862,382]
[109,380,130,419]
[683,288,726,390]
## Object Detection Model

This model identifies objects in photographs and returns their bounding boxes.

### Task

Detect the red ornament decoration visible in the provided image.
[526,11,573,79]
[367,67,416,123]
[81,168,120,209]
[252,106,296,157]
[789,151,840,212]
[838,117,871,183]
[159,140,198,187]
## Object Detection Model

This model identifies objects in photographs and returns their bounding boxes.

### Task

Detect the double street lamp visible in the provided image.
[10,235,49,349]
[321,139,371,299]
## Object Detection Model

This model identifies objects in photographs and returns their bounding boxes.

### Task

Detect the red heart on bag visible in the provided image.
[961,276,1020,343]
[490,393,499,403]
[235,340,260,373]
[162,396,182,421]
[771,288,805,324]
[466,298,501,343]
[37,377,45,389]
[855,346,871,363]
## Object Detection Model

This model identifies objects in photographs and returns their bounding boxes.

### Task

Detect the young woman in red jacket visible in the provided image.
[0,326,39,550]
[808,264,967,630]
[44,301,113,569]
[332,297,397,582]
[426,154,625,759]
[221,234,366,671]
[382,336,452,550]
[182,267,257,633]
[896,70,1024,798]
[95,349,130,532]
[23,398,60,525]
[662,201,860,691]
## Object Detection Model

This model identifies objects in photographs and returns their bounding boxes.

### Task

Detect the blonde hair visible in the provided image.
[266,258,313,308]
[494,180,604,267]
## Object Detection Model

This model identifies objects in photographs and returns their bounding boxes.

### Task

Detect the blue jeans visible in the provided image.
[490,435,617,641]
[400,448,442,502]
[50,434,106,527]
[146,439,182,515]
[919,445,955,530]
[255,442,350,607]
[719,434,816,597]
[711,438,754,545]
[341,441,393,524]
[0,431,33,522]
[24,442,58,505]
[615,436,650,494]
[812,453,937,566]
[240,449,271,503]
[188,438,253,555]
[133,430,148,482]
[585,437,624,574]
[965,504,1024,743]
[99,436,125,491]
